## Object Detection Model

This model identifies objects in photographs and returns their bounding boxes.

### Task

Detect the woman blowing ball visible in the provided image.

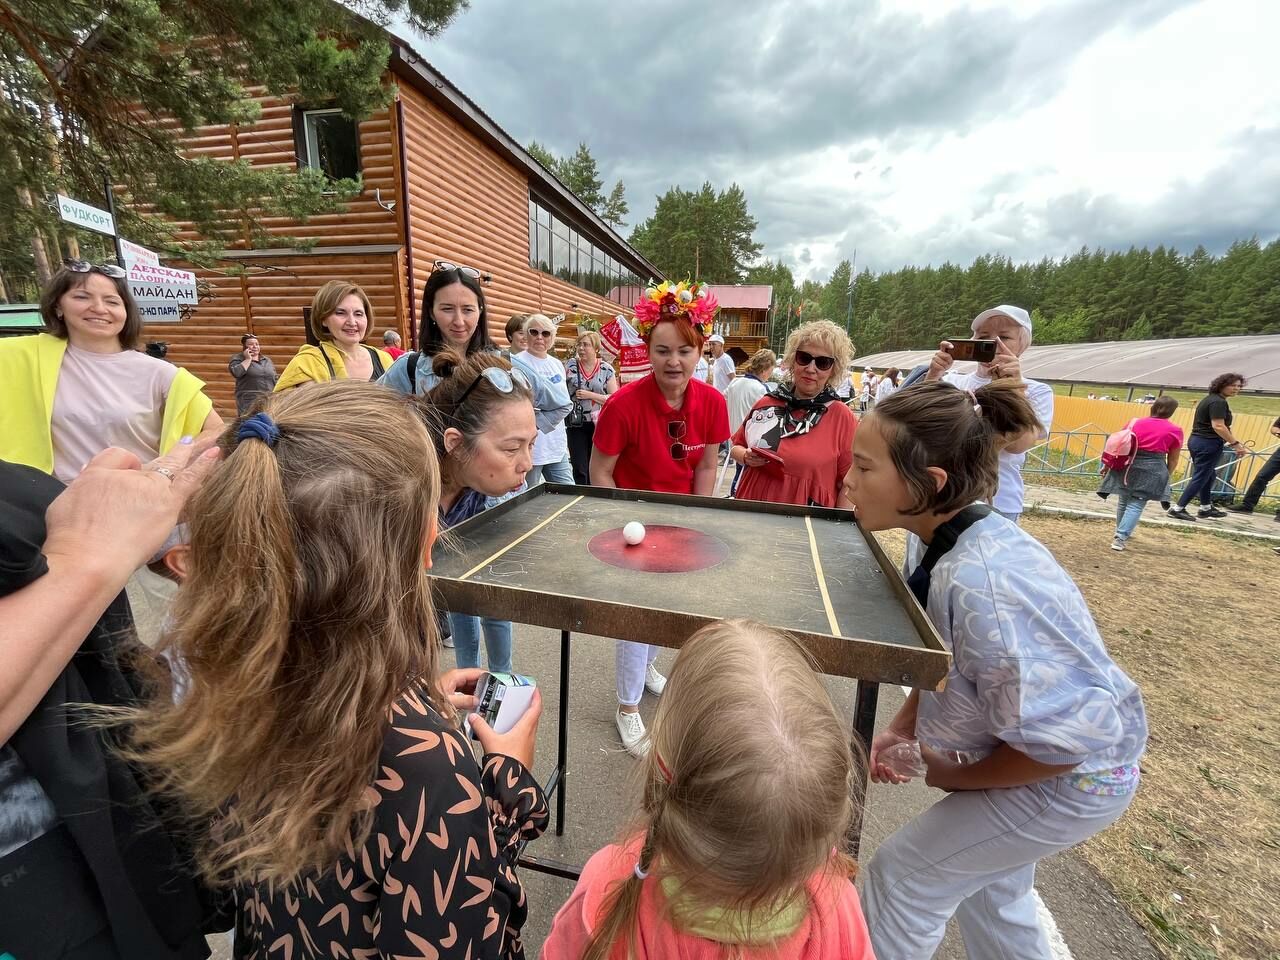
[845,381,1147,960]
[591,280,730,757]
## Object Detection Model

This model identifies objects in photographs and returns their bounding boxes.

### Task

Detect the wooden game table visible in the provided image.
[432,484,948,879]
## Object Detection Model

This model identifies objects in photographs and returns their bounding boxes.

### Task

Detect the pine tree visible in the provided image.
[630,181,762,282]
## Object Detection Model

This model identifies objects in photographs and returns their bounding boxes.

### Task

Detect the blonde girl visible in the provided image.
[542,619,875,960]
[118,381,547,959]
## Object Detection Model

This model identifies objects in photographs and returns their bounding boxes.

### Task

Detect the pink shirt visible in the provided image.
[542,839,875,960]
[1132,417,1184,454]
[50,345,178,483]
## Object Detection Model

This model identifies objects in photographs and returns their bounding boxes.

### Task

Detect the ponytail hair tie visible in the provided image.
[967,389,982,416]
[238,412,281,447]
[633,862,649,880]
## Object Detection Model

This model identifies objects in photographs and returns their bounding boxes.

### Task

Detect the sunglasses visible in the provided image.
[432,259,482,280]
[453,366,531,410]
[64,258,126,279]
[794,350,836,372]
[668,420,688,460]
[527,329,555,338]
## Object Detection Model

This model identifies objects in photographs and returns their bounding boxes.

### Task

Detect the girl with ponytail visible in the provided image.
[843,380,1148,960]
[542,619,875,960]
[119,381,548,959]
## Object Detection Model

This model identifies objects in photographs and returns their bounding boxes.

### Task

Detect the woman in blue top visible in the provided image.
[381,262,568,668]
[843,380,1148,960]
[415,349,538,674]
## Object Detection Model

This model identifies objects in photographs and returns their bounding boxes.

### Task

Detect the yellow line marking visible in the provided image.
[805,516,842,636]
[459,495,585,581]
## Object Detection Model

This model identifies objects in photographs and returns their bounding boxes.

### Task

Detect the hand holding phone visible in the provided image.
[750,446,785,467]
[470,687,542,771]
[943,338,998,364]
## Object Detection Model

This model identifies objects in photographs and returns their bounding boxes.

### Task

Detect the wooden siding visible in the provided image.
[397,84,630,346]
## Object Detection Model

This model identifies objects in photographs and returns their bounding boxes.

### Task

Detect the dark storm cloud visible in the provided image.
[405,0,1263,277]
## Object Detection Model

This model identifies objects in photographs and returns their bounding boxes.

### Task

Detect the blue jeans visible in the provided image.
[1114,494,1148,541]
[1177,435,1224,509]
[447,613,513,674]
[527,455,574,486]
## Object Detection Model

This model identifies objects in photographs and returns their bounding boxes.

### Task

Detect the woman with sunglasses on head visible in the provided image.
[274,281,394,389]
[590,281,730,758]
[730,320,856,508]
[0,261,223,482]
[419,349,539,674]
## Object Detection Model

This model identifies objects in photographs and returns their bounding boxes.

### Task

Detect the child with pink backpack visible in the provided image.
[1096,396,1185,550]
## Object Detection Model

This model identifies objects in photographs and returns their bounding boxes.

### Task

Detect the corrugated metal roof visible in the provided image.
[707,284,772,310]
[856,334,1280,393]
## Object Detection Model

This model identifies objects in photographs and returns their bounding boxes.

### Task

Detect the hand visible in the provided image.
[925,341,955,381]
[869,728,917,785]
[1232,441,1248,454]
[438,667,484,714]
[470,688,542,771]
[42,442,222,575]
[742,450,769,468]
[987,337,1022,382]
[921,744,965,792]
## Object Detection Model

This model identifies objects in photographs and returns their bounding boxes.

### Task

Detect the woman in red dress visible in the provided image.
[590,280,729,757]
[731,319,856,508]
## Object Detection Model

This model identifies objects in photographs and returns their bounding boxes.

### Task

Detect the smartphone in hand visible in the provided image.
[945,339,998,363]
[464,672,537,738]
[751,446,785,467]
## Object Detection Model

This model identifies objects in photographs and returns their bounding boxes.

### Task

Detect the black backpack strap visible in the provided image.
[905,504,994,609]
[319,343,337,380]
[367,345,386,379]
[406,350,420,393]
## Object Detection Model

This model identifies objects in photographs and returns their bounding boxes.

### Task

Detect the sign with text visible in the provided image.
[120,238,159,268]
[56,194,116,237]
[137,301,183,322]
[127,262,197,304]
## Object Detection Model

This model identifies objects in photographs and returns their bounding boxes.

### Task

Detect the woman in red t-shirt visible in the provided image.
[731,320,856,508]
[591,281,730,758]
[1098,395,1184,550]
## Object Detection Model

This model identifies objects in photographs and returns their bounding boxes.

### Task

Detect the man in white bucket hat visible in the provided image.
[924,304,1054,523]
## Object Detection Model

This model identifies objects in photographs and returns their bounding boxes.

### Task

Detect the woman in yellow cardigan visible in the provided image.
[0,262,222,482]
[275,281,395,390]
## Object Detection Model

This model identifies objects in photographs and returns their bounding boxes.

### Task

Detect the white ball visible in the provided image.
[623,521,646,545]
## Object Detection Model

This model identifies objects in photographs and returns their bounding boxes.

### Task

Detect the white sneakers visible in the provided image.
[645,662,668,696]
[615,662,668,758]
[615,709,649,758]
[1110,538,1125,552]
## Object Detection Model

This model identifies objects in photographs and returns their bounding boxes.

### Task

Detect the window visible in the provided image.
[527,193,641,298]
[298,108,360,181]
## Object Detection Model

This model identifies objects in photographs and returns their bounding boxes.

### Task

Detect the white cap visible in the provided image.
[971,305,1032,336]
[707,333,725,344]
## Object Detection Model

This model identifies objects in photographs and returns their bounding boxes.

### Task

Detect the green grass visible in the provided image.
[1052,383,1280,418]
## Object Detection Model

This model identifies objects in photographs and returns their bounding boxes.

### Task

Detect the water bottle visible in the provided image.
[879,740,928,778]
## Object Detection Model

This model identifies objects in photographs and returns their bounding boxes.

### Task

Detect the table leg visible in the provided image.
[848,680,880,861]
[556,629,570,836]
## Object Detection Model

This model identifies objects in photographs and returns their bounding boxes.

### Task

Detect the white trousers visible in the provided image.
[864,777,1133,960]
[615,640,659,706]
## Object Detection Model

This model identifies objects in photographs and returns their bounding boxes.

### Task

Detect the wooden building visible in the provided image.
[707,284,773,363]
[143,31,659,413]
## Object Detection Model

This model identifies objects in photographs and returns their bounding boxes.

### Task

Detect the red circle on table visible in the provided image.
[588,525,730,573]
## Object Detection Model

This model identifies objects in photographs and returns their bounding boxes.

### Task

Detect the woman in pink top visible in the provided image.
[1098,396,1184,551]
[542,620,874,960]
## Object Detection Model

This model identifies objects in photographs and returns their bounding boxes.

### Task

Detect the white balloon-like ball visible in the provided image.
[623,521,646,545]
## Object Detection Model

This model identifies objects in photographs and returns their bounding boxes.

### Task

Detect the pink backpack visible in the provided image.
[1101,419,1139,473]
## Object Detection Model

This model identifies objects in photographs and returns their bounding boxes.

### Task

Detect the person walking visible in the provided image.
[1168,373,1250,521]
[563,330,618,485]
[1227,415,1280,520]
[229,334,278,414]
[1098,396,1184,550]
[875,367,901,403]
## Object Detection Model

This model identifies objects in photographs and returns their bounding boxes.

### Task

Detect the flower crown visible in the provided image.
[633,279,719,340]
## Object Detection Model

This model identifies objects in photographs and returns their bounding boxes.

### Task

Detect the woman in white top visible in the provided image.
[874,367,901,404]
[0,262,222,483]
[723,348,776,495]
[517,314,574,485]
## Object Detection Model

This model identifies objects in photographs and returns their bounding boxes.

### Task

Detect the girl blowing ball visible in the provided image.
[115,381,548,960]
[542,619,875,960]
[843,380,1148,960]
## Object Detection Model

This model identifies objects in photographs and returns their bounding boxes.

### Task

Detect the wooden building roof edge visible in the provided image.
[384,40,662,282]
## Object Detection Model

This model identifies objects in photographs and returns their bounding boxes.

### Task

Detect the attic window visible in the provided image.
[300,108,360,181]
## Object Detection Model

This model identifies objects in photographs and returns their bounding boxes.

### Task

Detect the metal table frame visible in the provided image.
[434,484,949,880]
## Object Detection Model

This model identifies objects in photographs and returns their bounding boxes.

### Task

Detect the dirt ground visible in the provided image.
[879,514,1280,960]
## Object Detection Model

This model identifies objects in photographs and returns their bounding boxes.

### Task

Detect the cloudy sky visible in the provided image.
[409,0,1279,282]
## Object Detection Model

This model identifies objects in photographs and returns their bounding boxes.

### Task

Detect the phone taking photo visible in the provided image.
[945,339,998,363]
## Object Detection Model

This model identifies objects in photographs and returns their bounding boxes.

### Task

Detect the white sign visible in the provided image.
[128,261,196,285]
[120,238,159,268]
[56,194,116,237]
[127,262,197,304]
[137,300,183,322]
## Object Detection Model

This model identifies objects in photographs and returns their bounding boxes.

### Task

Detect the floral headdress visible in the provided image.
[633,279,719,340]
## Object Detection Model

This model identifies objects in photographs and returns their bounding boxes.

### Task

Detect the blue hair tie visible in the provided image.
[237,412,280,447]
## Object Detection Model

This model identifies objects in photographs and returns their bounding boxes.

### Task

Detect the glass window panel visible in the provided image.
[553,231,570,278]
[528,216,537,267]
[537,225,552,272]
[552,216,569,241]
[304,110,359,180]
[536,201,551,226]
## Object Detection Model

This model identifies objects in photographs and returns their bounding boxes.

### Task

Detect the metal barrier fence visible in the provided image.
[1023,429,1279,507]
